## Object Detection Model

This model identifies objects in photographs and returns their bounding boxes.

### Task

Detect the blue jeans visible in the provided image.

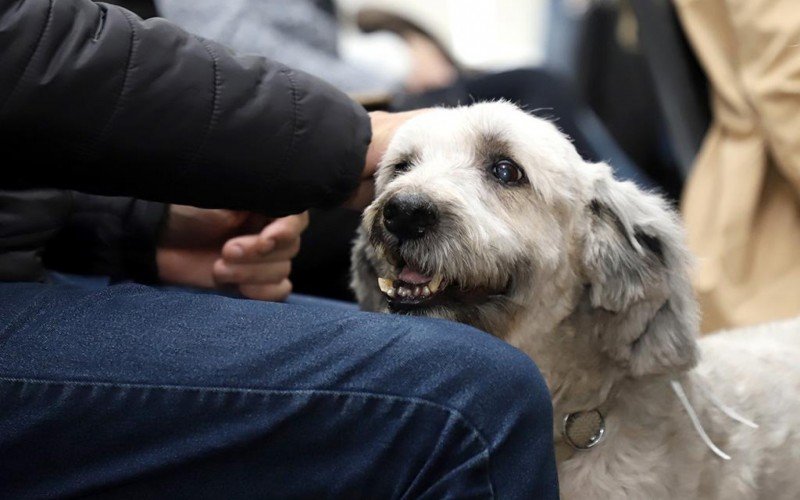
[0,280,558,499]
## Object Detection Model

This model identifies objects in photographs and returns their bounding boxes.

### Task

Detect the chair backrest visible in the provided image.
[629,0,710,180]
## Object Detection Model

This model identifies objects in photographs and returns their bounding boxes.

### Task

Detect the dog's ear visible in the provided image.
[580,163,699,377]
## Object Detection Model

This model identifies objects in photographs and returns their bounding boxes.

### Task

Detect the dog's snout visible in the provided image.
[383,193,439,241]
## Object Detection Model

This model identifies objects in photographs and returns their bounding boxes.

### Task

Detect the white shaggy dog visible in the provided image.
[351,102,800,499]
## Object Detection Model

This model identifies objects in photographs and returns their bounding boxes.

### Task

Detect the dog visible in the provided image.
[350,102,800,499]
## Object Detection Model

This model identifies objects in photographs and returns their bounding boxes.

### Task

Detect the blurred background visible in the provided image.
[336,0,548,71]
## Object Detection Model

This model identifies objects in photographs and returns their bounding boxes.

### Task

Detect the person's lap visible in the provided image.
[0,280,557,499]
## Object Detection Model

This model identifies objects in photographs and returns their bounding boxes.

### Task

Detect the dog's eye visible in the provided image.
[491,159,525,184]
[394,162,411,173]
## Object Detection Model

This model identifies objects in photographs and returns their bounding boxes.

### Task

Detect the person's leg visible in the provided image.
[0,282,557,499]
[47,270,359,310]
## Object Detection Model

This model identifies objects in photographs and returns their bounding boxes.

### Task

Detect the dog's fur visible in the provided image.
[351,102,800,499]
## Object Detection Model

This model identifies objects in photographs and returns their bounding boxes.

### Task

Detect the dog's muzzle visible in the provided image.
[382,193,439,242]
[370,191,509,312]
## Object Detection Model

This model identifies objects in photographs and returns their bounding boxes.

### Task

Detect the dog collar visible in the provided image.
[554,397,615,462]
[562,409,606,450]
[554,378,760,463]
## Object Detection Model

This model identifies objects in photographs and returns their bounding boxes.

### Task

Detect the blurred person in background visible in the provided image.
[543,0,800,331]
[674,0,800,332]
[156,0,458,96]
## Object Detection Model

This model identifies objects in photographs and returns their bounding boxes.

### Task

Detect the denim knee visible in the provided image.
[389,317,557,494]
[388,316,554,434]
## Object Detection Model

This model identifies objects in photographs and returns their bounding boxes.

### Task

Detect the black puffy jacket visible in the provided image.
[0,0,371,283]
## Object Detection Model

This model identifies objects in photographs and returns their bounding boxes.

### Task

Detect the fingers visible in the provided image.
[157,248,219,288]
[212,212,308,302]
[221,233,285,262]
[221,212,308,263]
[214,259,293,301]
[239,279,293,302]
[159,210,305,303]
[213,259,291,286]
[161,207,251,247]
[260,212,310,245]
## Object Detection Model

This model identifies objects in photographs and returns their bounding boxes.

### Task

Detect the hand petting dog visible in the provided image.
[343,109,431,210]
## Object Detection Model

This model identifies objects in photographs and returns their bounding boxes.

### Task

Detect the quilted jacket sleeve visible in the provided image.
[0,188,167,283]
[0,0,371,216]
[41,192,168,283]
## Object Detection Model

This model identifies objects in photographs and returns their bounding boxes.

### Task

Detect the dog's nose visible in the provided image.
[383,193,439,241]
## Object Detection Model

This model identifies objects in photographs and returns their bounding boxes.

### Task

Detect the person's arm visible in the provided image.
[0,0,370,216]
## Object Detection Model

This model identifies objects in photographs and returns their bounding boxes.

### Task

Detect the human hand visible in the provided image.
[156,206,309,301]
[344,109,429,210]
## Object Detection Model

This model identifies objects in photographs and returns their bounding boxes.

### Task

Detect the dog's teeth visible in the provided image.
[384,276,442,297]
[378,277,393,293]
[429,274,444,293]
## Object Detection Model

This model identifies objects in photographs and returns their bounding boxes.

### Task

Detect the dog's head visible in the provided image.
[352,102,698,403]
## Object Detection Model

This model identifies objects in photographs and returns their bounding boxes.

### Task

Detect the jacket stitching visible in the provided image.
[91,4,108,42]
[278,68,300,175]
[0,0,55,114]
[185,37,221,170]
[90,8,138,157]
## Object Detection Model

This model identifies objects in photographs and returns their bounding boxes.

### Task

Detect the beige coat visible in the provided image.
[674,0,800,332]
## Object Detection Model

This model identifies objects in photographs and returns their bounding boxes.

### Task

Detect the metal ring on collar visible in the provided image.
[562,409,606,450]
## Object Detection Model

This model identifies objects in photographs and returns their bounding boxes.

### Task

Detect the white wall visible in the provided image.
[336,0,548,70]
